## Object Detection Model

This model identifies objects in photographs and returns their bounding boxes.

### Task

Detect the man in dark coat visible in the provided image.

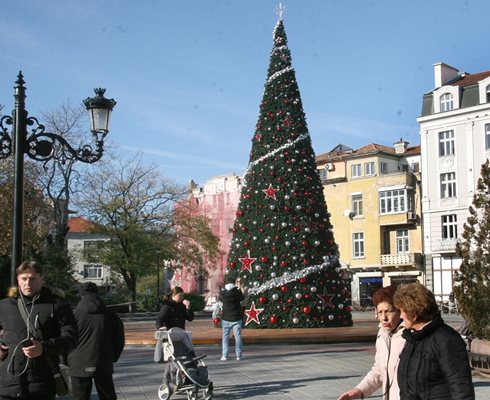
[0,261,78,400]
[68,282,125,400]
[219,276,245,361]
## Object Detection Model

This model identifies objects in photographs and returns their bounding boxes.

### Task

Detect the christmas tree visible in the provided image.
[226,13,352,328]
[454,160,490,340]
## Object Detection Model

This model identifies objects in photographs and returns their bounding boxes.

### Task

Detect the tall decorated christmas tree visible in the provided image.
[226,11,353,329]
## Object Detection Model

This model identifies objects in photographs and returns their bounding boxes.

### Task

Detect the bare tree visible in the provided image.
[39,101,88,245]
[75,155,186,308]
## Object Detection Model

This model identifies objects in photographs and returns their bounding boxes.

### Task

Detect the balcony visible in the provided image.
[433,239,457,252]
[380,253,423,268]
[379,212,417,226]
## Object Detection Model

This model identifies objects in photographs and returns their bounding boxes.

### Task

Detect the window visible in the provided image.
[319,167,328,183]
[351,163,362,178]
[84,240,100,252]
[440,93,454,112]
[486,85,490,103]
[439,130,455,156]
[353,232,364,258]
[83,264,103,279]
[396,230,409,254]
[442,214,458,239]
[364,162,375,176]
[352,194,363,217]
[486,124,490,149]
[440,172,456,198]
[380,162,388,174]
[379,189,407,214]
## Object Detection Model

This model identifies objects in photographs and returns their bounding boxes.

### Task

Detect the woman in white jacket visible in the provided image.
[337,286,405,400]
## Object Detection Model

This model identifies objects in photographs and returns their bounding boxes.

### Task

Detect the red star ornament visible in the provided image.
[317,292,335,310]
[239,250,257,272]
[262,184,279,200]
[244,301,264,326]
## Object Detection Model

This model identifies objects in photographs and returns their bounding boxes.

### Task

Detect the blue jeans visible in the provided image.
[222,319,243,358]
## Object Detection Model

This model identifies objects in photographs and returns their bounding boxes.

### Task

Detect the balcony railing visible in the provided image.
[433,239,457,252]
[380,253,423,267]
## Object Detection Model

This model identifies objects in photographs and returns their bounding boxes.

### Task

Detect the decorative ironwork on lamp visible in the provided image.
[0,71,116,284]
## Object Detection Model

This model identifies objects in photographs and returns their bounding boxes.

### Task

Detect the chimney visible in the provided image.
[433,62,459,88]
[394,138,409,154]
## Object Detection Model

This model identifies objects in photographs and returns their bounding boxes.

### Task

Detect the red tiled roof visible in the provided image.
[316,143,420,162]
[450,70,490,87]
[68,217,93,233]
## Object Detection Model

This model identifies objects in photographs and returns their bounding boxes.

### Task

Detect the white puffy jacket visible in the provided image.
[355,322,405,400]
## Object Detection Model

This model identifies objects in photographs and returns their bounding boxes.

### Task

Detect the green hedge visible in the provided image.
[184,293,205,312]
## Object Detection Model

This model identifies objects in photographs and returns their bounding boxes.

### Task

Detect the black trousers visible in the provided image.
[70,375,117,400]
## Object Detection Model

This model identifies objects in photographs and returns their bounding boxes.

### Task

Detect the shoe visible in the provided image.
[236,356,243,361]
[220,356,227,361]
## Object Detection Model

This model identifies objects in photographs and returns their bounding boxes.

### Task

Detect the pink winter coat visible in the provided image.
[355,322,405,400]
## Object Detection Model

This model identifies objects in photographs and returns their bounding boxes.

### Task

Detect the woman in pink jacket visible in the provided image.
[337,286,405,400]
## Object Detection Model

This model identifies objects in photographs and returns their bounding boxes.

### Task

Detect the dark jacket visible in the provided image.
[219,285,244,322]
[398,316,474,400]
[156,300,194,330]
[68,293,125,377]
[0,287,78,398]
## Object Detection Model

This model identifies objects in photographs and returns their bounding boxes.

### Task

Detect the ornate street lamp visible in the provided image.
[0,71,116,285]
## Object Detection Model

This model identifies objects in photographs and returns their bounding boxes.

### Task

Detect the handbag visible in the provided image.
[153,337,164,363]
[17,298,71,396]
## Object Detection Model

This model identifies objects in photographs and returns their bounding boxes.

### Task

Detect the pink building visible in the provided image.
[175,173,242,301]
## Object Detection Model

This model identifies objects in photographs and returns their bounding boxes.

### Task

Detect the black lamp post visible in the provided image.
[0,71,116,285]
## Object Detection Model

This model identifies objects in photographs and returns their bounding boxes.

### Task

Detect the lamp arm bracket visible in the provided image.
[0,115,13,158]
[24,116,103,164]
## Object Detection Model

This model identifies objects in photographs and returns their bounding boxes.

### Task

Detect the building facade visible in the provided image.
[316,141,423,308]
[67,216,115,294]
[175,174,242,302]
[418,62,490,300]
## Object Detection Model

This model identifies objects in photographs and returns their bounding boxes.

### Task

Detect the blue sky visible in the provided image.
[1,0,490,186]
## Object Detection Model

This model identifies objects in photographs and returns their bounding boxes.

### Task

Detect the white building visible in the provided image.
[418,62,490,300]
[67,216,115,293]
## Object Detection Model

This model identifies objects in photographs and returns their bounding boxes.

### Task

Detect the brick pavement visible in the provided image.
[58,312,490,399]
[59,343,490,400]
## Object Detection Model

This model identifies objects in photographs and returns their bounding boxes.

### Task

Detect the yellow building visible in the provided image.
[316,140,424,308]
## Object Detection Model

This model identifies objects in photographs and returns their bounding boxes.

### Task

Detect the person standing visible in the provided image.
[156,287,194,330]
[337,286,404,400]
[219,276,245,361]
[394,282,474,400]
[68,282,125,400]
[0,261,78,400]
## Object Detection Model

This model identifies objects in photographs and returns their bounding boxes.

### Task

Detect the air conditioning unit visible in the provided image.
[407,212,416,220]
[326,162,334,171]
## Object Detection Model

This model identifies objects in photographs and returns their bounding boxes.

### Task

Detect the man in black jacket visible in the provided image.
[219,276,245,361]
[68,282,125,400]
[0,261,78,400]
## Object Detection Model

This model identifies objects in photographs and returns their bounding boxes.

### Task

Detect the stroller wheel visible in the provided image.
[203,381,213,400]
[158,384,171,400]
[186,388,198,400]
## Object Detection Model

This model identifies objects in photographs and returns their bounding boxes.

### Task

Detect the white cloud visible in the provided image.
[121,145,246,170]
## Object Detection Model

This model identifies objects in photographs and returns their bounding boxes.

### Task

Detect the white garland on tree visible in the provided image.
[248,254,339,295]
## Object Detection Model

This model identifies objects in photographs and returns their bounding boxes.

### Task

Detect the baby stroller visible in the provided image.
[156,328,213,400]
